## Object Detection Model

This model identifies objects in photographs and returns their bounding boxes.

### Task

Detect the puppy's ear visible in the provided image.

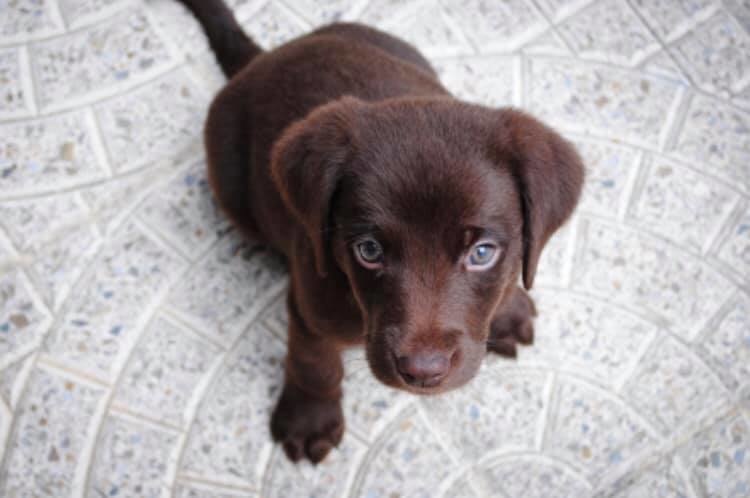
[493,110,584,290]
[271,97,363,277]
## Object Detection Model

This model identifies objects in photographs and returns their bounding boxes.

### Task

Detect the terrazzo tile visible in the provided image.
[0,193,85,250]
[573,139,639,217]
[439,473,481,498]
[43,222,185,380]
[714,205,750,280]
[0,110,109,196]
[521,290,657,386]
[29,8,175,111]
[433,55,516,107]
[94,68,208,173]
[534,0,592,21]
[355,0,422,28]
[0,47,33,119]
[282,0,366,25]
[57,0,130,29]
[573,217,733,337]
[556,0,659,66]
[535,219,574,286]
[166,233,285,346]
[671,94,750,193]
[0,268,50,366]
[0,368,105,498]
[545,379,657,485]
[676,412,750,498]
[261,434,366,498]
[698,294,750,391]
[0,352,33,409]
[628,156,739,254]
[0,0,64,43]
[621,335,730,436]
[481,456,590,498]
[441,0,547,52]
[341,348,411,442]
[136,160,229,258]
[379,5,472,58]
[352,408,455,498]
[172,482,257,498]
[420,368,546,460]
[238,1,309,50]
[593,456,693,498]
[629,0,716,41]
[87,414,180,498]
[641,51,691,85]
[521,30,573,56]
[113,315,222,427]
[527,57,680,148]
[671,10,750,96]
[179,322,285,487]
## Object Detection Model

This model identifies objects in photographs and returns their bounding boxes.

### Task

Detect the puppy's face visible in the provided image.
[272,97,583,394]
[330,136,523,393]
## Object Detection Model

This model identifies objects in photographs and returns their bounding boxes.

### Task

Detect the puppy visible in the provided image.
[178,0,584,464]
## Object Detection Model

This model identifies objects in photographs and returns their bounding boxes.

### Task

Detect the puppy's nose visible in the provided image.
[396,351,452,387]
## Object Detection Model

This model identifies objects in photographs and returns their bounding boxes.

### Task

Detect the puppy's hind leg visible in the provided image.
[487,286,537,358]
[203,90,263,241]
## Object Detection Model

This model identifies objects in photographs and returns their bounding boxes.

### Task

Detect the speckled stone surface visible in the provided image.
[0,1,748,497]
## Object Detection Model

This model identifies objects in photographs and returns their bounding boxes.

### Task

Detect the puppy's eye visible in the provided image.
[465,242,500,271]
[354,239,384,269]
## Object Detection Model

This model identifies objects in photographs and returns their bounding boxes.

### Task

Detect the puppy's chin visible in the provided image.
[364,337,484,395]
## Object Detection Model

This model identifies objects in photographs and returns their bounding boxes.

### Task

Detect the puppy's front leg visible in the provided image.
[270,293,344,464]
[486,286,537,358]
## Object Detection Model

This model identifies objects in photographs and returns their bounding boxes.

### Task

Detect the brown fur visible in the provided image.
[178,0,584,464]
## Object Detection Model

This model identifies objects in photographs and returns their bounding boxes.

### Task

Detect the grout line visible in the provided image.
[535,371,556,452]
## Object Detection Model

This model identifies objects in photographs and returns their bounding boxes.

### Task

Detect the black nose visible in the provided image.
[396,351,452,387]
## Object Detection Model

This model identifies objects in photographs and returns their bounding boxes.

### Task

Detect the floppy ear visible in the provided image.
[270,97,363,277]
[493,110,584,290]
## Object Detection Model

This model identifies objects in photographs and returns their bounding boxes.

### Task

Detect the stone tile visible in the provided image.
[43,223,185,380]
[341,348,411,442]
[282,0,366,25]
[698,294,750,391]
[353,408,455,498]
[173,482,256,498]
[0,368,105,498]
[671,11,750,96]
[622,335,729,436]
[573,139,639,217]
[442,0,547,52]
[57,0,130,29]
[0,0,64,43]
[545,379,656,486]
[238,2,309,50]
[641,51,691,84]
[628,156,739,253]
[30,8,174,111]
[534,0,592,21]
[166,233,286,346]
[113,315,222,427]
[714,205,750,280]
[87,414,179,498]
[0,193,85,250]
[0,269,50,366]
[0,110,109,196]
[481,456,590,498]
[527,57,680,148]
[630,0,716,41]
[0,352,33,410]
[433,55,516,107]
[356,0,421,27]
[535,219,573,286]
[0,47,33,119]
[148,0,211,57]
[440,473,481,498]
[521,30,573,56]
[94,68,208,173]
[379,5,472,58]
[421,368,547,460]
[179,322,285,488]
[521,290,657,386]
[671,94,750,193]
[593,456,693,498]
[261,434,366,498]
[557,0,659,66]
[136,160,229,258]
[676,412,750,498]
[573,218,733,337]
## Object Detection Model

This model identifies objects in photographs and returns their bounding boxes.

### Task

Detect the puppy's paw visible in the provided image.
[487,287,536,358]
[270,383,344,464]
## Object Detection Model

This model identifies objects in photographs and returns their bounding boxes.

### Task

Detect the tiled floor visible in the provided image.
[0,0,749,496]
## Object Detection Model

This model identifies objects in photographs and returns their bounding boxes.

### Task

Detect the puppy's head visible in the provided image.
[272,96,583,394]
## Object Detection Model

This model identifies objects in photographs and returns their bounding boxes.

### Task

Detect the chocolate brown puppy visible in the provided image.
[178,0,584,464]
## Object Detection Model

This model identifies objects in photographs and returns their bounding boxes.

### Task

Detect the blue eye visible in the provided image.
[355,239,384,268]
[466,242,500,270]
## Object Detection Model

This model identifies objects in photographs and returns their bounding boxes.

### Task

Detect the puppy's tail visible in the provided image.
[177,0,263,78]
